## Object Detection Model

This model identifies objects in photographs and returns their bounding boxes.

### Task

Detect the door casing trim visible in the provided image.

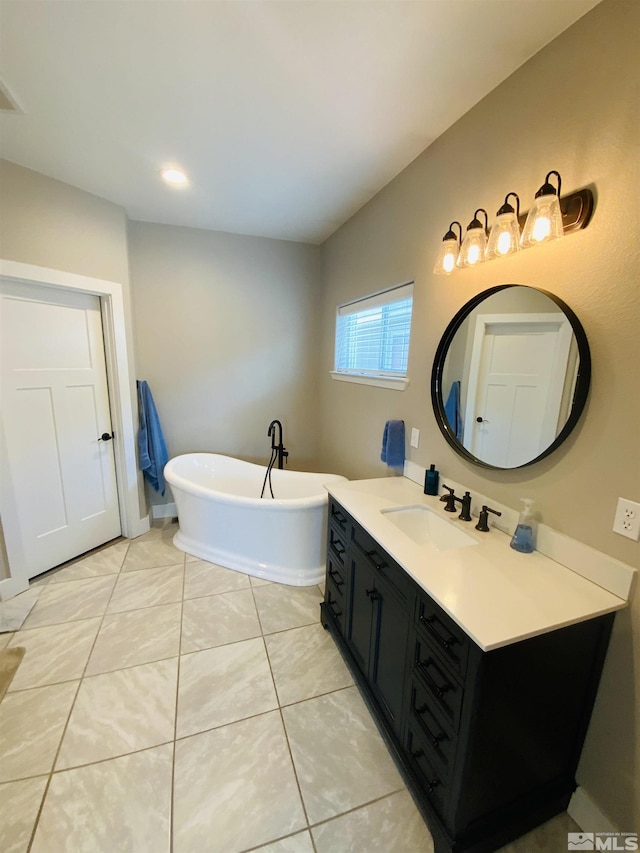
[0,258,149,598]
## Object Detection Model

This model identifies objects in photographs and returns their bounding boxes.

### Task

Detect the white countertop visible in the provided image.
[328,477,628,652]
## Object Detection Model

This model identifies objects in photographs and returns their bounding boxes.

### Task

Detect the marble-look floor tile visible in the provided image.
[312,790,433,853]
[250,831,315,853]
[31,744,173,853]
[133,522,178,543]
[48,540,129,583]
[496,812,580,852]
[21,576,115,629]
[0,589,40,632]
[184,559,251,599]
[0,681,78,782]
[0,776,48,853]
[173,711,306,853]
[86,603,181,675]
[249,575,272,587]
[253,583,323,634]
[265,622,353,706]
[121,538,184,572]
[106,564,184,614]
[7,618,101,691]
[0,631,14,648]
[56,658,178,769]
[177,637,278,738]
[181,588,261,653]
[282,686,403,824]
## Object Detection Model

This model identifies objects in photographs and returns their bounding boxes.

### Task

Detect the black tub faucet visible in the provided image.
[267,420,288,469]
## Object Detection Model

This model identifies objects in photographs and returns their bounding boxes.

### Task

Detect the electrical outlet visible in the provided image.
[410,428,420,448]
[612,498,640,541]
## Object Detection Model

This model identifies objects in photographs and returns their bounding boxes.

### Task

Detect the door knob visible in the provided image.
[99,432,114,441]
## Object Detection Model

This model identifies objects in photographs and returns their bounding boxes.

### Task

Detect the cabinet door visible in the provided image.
[347,550,376,676]
[371,576,409,735]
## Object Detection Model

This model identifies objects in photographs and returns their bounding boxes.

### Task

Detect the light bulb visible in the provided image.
[520,172,564,248]
[443,251,456,273]
[467,245,480,265]
[497,231,512,255]
[532,216,551,242]
[161,168,188,185]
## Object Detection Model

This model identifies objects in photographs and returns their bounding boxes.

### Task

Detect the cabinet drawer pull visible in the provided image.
[328,568,344,587]
[415,705,446,746]
[328,597,342,618]
[332,542,346,557]
[419,614,458,651]
[411,748,424,759]
[365,549,388,571]
[365,588,379,601]
[332,509,347,526]
[418,658,453,699]
[427,778,441,794]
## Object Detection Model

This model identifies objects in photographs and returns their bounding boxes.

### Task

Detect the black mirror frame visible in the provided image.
[430,284,591,469]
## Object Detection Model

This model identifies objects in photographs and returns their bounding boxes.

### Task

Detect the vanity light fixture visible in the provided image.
[520,170,564,247]
[433,172,593,275]
[486,192,521,259]
[433,221,463,275]
[457,209,489,268]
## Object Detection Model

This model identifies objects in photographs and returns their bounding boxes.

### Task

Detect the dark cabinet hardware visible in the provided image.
[366,549,388,570]
[418,658,453,698]
[411,748,424,759]
[365,588,379,601]
[332,509,347,526]
[419,614,458,651]
[416,705,446,745]
[332,542,346,556]
[328,597,342,618]
[427,777,441,794]
[328,568,344,587]
[98,432,114,441]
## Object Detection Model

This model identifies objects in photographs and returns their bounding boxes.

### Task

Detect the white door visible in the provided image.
[0,280,121,578]
[463,313,572,468]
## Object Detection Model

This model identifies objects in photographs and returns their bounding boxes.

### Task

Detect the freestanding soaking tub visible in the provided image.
[164,453,348,586]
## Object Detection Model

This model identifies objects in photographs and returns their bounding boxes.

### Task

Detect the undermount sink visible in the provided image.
[381,504,478,551]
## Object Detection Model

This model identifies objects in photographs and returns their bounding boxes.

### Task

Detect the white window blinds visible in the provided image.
[335,282,414,379]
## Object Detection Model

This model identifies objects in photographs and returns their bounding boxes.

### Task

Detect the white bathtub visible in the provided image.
[164,453,348,586]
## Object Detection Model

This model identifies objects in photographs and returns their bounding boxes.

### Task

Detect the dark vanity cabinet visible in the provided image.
[321,498,615,853]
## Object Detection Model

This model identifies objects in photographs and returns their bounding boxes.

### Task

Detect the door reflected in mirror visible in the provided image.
[431,285,591,470]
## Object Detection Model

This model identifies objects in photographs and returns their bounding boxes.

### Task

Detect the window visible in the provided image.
[332,281,414,390]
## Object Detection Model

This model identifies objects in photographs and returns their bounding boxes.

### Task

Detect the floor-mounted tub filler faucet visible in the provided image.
[267,419,288,469]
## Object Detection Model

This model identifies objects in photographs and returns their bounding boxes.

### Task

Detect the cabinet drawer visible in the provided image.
[416,592,469,678]
[406,724,448,812]
[409,677,456,774]
[325,575,345,633]
[326,553,346,596]
[328,523,348,568]
[413,636,464,731]
[329,500,350,535]
[351,523,411,602]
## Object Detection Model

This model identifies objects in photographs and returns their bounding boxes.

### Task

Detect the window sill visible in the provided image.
[330,371,409,391]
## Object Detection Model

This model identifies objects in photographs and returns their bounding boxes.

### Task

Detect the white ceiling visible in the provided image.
[0,0,601,244]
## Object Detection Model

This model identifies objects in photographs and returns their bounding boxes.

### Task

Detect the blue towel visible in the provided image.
[381,420,405,471]
[137,380,169,495]
[444,381,463,441]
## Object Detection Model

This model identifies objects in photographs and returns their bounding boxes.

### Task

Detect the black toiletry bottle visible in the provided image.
[424,464,439,495]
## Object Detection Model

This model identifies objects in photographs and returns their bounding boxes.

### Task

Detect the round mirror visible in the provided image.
[431,285,591,469]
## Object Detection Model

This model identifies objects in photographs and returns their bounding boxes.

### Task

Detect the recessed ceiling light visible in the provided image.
[161,168,188,186]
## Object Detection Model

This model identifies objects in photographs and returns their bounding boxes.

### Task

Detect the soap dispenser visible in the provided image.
[510,498,537,553]
[424,464,439,495]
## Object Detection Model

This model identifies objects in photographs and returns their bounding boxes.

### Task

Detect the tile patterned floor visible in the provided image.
[0,524,579,852]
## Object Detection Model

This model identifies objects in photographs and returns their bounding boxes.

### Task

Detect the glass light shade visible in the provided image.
[486,212,521,259]
[433,237,459,275]
[457,226,487,268]
[520,193,563,247]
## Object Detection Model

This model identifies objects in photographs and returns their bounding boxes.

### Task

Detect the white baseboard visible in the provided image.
[151,502,177,520]
[569,786,618,833]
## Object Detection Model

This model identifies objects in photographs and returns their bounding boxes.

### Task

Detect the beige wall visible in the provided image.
[128,221,322,491]
[319,0,639,830]
[0,159,143,555]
